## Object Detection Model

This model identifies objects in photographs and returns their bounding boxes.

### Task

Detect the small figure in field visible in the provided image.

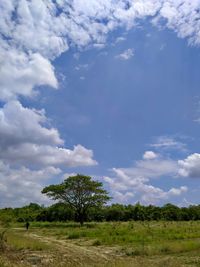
[25,222,30,230]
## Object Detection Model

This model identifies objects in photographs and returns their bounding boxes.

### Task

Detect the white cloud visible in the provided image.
[0,161,60,207]
[0,100,63,147]
[150,136,187,152]
[154,1,200,46]
[0,101,97,206]
[116,48,134,60]
[103,152,187,205]
[0,101,97,168]
[124,158,178,179]
[1,2,196,54]
[115,36,126,43]
[104,165,187,205]
[113,191,135,203]
[106,150,200,208]
[1,0,200,206]
[143,151,158,160]
[0,48,58,101]
[2,143,97,167]
[179,198,196,207]
[1,0,200,63]
[168,186,188,196]
[1,1,200,100]
[178,153,200,178]
[1,0,68,59]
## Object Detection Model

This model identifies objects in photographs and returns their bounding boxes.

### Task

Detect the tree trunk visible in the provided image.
[79,213,84,226]
[76,210,85,226]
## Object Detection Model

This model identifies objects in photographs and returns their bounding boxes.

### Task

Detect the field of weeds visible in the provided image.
[0,221,200,266]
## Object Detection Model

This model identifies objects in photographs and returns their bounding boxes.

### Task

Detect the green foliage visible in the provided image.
[0,203,44,224]
[42,174,111,225]
[36,203,74,222]
[1,202,200,223]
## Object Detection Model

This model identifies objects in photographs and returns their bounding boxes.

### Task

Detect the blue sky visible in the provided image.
[40,26,198,165]
[1,0,200,207]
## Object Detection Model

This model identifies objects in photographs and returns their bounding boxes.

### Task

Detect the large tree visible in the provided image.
[42,174,110,225]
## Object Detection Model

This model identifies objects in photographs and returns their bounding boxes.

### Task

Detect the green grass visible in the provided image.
[6,231,50,251]
[28,221,200,255]
[1,221,200,266]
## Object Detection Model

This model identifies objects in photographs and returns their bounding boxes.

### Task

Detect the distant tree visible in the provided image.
[105,204,126,221]
[131,203,145,221]
[145,205,161,221]
[42,174,110,225]
[187,205,200,220]
[27,203,42,211]
[161,203,180,221]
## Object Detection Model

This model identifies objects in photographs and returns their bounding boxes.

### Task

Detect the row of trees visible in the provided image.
[1,202,200,223]
[1,174,200,224]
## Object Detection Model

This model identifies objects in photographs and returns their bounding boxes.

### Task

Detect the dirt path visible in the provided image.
[1,227,122,266]
[25,232,200,267]
[25,232,118,266]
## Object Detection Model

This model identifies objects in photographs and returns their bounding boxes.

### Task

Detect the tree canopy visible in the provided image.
[41,174,110,225]
[1,202,200,223]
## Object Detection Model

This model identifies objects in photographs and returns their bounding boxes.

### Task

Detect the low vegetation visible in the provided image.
[0,221,200,266]
[30,221,200,254]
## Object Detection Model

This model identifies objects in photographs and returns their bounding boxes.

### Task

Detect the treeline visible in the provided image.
[1,202,200,223]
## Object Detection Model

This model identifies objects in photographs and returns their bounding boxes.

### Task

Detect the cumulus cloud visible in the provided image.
[178,153,200,178]
[1,1,200,57]
[0,100,63,147]
[143,151,158,160]
[103,153,187,205]
[154,1,200,46]
[0,0,68,59]
[0,99,97,206]
[168,186,188,196]
[0,161,60,207]
[112,191,135,203]
[104,164,187,205]
[0,48,58,101]
[0,101,97,167]
[1,1,200,100]
[116,48,134,60]
[124,158,178,179]
[1,0,200,206]
[2,143,97,167]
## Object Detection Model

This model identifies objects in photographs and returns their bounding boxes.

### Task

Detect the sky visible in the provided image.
[1,0,200,207]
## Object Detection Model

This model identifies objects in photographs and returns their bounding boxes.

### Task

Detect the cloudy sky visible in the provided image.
[1,0,200,207]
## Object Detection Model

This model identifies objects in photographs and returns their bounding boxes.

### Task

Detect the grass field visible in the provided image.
[1,221,200,266]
